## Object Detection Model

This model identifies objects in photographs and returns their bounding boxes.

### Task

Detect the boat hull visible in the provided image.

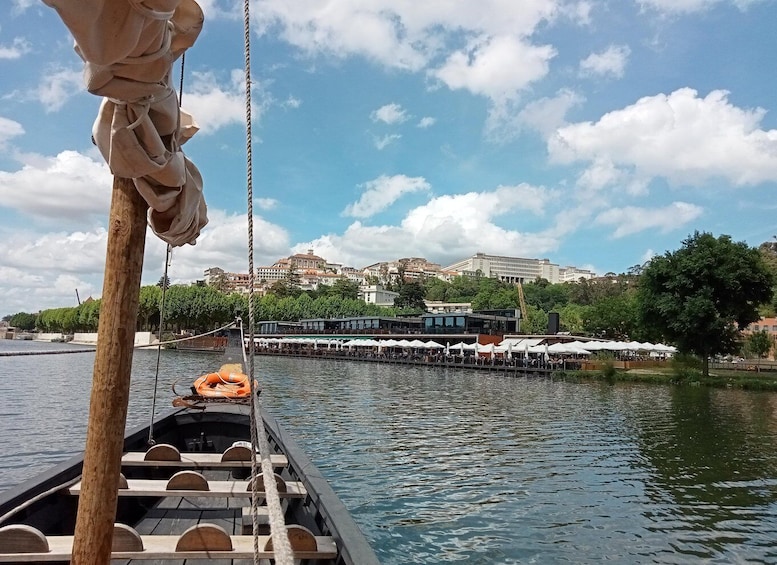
[0,403,378,564]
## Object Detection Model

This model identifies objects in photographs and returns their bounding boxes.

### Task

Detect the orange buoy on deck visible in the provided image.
[193,368,256,399]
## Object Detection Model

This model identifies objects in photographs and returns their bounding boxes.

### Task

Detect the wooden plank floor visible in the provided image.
[117,470,267,565]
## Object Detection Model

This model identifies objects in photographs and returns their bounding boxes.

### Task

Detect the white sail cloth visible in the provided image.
[43,0,207,246]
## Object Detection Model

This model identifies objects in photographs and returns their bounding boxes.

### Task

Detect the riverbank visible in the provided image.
[560,366,777,391]
[250,346,777,391]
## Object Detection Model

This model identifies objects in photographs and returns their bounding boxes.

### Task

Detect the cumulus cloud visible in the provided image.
[579,45,630,78]
[417,117,436,128]
[168,209,291,279]
[548,88,777,187]
[0,150,112,221]
[430,35,556,104]
[0,228,109,274]
[0,116,24,146]
[36,67,84,112]
[0,37,31,59]
[638,0,763,15]
[371,103,409,124]
[308,182,559,267]
[182,70,270,134]
[253,0,561,69]
[0,209,292,313]
[518,89,584,137]
[343,174,430,218]
[594,202,703,238]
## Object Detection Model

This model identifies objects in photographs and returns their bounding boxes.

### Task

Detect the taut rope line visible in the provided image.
[148,243,172,445]
[242,0,293,562]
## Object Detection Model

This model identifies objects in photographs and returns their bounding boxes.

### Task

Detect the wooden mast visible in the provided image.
[71,176,147,564]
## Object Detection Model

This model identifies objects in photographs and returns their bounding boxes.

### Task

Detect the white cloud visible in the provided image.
[0,37,31,59]
[343,174,430,218]
[430,34,556,104]
[549,88,777,187]
[35,67,83,112]
[308,182,559,267]
[11,0,36,14]
[253,1,561,71]
[373,133,401,150]
[0,209,292,313]
[518,89,583,137]
[256,198,278,210]
[0,228,109,275]
[579,45,630,78]
[417,116,436,128]
[638,0,763,15]
[182,70,269,134]
[0,150,112,222]
[166,209,291,280]
[0,116,24,146]
[371,103,409,124]
[282,95,301,109]
[595,202,703,238]
[640,248,656,264]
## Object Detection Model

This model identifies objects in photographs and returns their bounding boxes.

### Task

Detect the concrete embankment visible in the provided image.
[0,348,95,357]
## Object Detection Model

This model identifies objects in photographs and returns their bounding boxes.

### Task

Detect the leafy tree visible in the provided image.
[747,330,773,359]
[523,279,570,311]
[9,312,37,330]
[326,278,360,300]
[394,281,427,311]
[638,231,775,376]
[583,293,639,340]
[157,275,171,289]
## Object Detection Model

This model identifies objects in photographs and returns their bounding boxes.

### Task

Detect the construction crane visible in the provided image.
[517,281,528,333]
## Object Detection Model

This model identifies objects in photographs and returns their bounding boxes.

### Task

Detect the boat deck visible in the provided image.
[0,448,337,563]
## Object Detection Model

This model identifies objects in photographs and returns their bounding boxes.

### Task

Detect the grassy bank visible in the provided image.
[557,363,777,391]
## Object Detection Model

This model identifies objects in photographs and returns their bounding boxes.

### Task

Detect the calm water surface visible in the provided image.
[2,339,777,564]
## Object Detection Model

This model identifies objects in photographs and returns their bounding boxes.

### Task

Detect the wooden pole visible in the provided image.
[71,176,147,565]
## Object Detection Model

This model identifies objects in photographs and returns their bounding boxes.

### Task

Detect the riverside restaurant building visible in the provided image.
[256,310,519,342]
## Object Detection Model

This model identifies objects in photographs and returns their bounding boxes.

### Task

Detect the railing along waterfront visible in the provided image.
[247,344,572,376]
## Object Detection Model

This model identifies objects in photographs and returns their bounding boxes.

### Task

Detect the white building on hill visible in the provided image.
[444,252,594,284]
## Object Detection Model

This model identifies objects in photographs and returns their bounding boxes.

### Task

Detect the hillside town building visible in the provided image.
[204,250,596,298]
[443,252,594,284]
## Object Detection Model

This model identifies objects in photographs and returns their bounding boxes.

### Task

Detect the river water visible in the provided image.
[1,339,777,564]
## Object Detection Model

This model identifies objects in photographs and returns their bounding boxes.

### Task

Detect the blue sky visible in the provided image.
[2,0,777,314]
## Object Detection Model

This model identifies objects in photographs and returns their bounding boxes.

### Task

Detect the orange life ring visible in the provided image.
[192,369,256,399]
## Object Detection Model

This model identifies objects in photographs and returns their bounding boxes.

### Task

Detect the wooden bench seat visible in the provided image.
[121,443,287,469]
[0,523,335,562]
[66,476,306,499]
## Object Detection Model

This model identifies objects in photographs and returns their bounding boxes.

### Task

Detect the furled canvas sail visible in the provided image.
[43,0,207,246]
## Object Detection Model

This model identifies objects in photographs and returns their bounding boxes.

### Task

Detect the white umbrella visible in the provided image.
[425,341,445,349]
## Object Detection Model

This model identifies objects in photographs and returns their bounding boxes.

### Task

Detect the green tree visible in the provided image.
[394,281,427,311]
[638,231,774,376]
[9,312,37,330]
[326,278,360,300]
[583,293,639,340]
[747,330,773,359]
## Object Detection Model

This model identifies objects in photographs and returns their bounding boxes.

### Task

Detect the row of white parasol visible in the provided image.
[249,337,677,357]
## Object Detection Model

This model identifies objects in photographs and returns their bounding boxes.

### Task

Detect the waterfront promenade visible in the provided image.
[249,343,568,376]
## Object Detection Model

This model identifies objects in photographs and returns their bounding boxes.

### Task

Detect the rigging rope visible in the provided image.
[148,243,172,445]
[148,50,185,445]
[242,0,293,562]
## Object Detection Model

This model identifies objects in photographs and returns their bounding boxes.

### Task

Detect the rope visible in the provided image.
[148,244,172,445]
[243,0,293,560]
[139,320,235,347]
